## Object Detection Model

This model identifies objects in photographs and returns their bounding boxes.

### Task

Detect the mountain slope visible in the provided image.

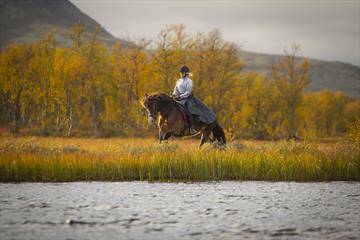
[0,0,359,99]
[0,0,128,47]
[241,51,360,99]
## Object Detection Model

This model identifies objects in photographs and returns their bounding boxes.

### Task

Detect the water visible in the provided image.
[0,182,359,240]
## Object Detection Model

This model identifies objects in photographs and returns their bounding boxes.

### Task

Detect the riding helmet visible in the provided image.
[180,66,190,73]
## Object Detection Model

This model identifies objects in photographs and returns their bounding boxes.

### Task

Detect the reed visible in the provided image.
[0,137,359,182]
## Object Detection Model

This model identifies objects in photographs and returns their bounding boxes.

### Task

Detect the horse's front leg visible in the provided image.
[159,130,172,143]
[163,132,172,141]
[159,130,165,143]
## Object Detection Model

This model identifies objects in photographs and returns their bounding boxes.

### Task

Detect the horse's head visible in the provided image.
[140,92,168,124]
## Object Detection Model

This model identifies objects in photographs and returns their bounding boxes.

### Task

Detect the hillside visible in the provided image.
[0,0,128,47]
[241,51,360,99]
[0,0,359,99]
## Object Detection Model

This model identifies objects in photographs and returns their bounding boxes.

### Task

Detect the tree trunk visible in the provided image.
[55,98,61,133]
[66,93,73,136]
[11,90,22,133]
[41,98,48,135]
[289,105,298,139]
[91,95,100,134]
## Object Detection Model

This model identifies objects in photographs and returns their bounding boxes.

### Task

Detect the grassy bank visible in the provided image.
[0,137,359,182]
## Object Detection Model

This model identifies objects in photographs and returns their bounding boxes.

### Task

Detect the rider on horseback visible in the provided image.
[141,66,223,146]
[172,66,197,134]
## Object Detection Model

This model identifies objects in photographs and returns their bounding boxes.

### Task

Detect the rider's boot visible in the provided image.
[187,112,197,134]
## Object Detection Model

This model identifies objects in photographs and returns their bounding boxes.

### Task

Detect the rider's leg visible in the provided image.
[184,102,196,134]
[187,111,196,134]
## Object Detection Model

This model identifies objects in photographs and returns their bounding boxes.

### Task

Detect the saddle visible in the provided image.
[175,102,191,127]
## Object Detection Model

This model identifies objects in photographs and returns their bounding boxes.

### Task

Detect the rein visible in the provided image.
[146,105,158,122]
[144,93,184,124]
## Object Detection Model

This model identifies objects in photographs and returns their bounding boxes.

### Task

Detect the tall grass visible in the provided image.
[0,137,359,182]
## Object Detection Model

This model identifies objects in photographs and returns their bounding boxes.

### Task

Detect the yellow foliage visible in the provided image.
[347,119,360,149]
[0,24,359,139]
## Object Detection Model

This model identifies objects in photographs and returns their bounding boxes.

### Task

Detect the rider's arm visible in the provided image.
[172,80,180,96]
[180,79,193,99]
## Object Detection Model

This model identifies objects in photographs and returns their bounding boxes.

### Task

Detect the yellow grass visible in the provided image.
[0,136,359,182]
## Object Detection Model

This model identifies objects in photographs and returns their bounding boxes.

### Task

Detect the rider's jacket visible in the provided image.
[172,76,193,106]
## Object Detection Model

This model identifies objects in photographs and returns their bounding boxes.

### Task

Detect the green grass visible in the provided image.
[0,137,359,182]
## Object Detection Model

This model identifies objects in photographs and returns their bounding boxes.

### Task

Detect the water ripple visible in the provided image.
[0,181,359,240]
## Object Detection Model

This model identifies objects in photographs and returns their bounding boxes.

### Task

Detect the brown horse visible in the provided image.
[140,92,226,148]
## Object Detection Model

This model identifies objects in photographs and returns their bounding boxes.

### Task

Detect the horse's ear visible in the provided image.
[145,93,148,98]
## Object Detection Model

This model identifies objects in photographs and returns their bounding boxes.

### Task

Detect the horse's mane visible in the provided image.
[141,92,179,110]
[149,92,174,103]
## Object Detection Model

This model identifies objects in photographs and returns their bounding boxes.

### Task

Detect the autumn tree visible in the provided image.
[27,33,57,134]
[149,24,192,92]
[189,29,244,125]
[52,46,86,135]
[1,24,358,139]
[107,39,149,134]
[303,91,360,138]
[0,44,32,133]
[232,72,279,139]
[82,29,109,134]
[68,21,85,49]
[57,23,87,135]
[272,44,310,139]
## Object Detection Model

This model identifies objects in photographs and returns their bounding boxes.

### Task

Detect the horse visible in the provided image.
[140,92,226,148]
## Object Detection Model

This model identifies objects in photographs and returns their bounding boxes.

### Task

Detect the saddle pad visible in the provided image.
[181,111,188,124]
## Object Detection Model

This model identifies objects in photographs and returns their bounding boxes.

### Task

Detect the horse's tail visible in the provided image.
[212,122,226,145]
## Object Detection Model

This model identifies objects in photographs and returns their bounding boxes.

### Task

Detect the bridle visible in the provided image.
[142,94,175,124]
[145,98,159,123]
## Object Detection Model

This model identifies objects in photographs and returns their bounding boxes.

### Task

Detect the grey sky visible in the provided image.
[70,0,360,65]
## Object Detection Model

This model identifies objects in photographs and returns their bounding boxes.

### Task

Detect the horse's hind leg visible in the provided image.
[209,132,215,142]
[199,127,211,149]
[199,133,206,149]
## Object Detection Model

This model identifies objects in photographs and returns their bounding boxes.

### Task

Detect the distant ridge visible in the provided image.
[0,0,129,47]
[241,51,360,99]
[0,0,359,99]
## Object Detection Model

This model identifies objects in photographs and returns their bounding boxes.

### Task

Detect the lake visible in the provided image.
[0,182,359,240]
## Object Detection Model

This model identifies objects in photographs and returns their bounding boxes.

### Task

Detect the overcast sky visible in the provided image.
[70,0,360,65]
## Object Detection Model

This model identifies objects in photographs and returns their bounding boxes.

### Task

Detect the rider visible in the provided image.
[172,66,197,134]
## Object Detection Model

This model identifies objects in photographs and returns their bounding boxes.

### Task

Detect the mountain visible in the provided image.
[0,0,128,47]
[241,51,360,99]
[0,0,359,99]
